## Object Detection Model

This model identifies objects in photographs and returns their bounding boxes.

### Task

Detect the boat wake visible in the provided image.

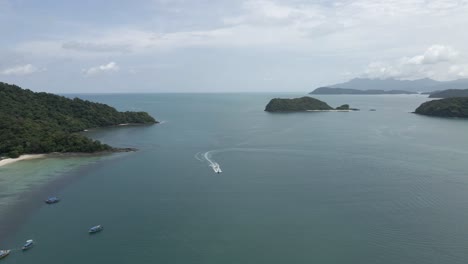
[197,147,320,174]
[197,147,330,174]
[196,150,222,174]
[209,162,222,174]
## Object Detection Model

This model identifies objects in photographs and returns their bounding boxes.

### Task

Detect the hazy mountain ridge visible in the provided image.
[315,78,468,93]
[429,89,468,98]
[310,87,417,95]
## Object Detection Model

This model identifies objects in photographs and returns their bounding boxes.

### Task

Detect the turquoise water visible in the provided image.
[2,93,468,263]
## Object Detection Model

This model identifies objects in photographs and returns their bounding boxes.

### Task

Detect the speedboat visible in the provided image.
[0,250,10,259]
[22,239,34,250]
[210,163,222,174]
[45,197,60,204]
[89,225,103,234]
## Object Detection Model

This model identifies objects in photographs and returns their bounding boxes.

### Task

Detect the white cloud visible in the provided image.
[0,64,42,76]
[403,45,459,65]
[449,64,468,78]
[84,62,120,76]
[362,45,465,80]
[12,1,468,59]
[5,0,468,91]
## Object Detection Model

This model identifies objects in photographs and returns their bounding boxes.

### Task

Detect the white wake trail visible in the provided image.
[196,150,223,174]
[204,151,222,173]
[196,147,320,174]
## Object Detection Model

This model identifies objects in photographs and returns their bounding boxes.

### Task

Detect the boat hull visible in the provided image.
[22,240,34,250]
[0,250,10,259]
[45,198,60,204]
[89,225,104,234]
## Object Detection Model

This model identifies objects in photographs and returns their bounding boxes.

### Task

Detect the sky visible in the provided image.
[1,0,468,93]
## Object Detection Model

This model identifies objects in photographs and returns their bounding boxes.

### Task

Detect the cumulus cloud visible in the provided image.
[6,0,468,90]
[449,64,468,78]
[84,62,120,76]
[13,1,468,58]
[362,45,466,80]
[403,45,459,65]
[0,64,42,75]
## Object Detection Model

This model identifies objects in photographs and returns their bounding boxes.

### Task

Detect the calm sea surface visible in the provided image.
[1,93,468,263]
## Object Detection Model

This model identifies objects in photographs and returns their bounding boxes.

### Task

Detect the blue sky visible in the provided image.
[1,0,468,93]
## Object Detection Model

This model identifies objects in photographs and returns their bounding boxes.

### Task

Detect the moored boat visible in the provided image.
[89,225,103,234]
[22,239,34,250]
[0,250,10,259]
[45,197,60,204]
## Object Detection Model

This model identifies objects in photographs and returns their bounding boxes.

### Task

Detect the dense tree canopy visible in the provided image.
[265,97,334,112]
[0,82,157,158]
[415,97,468,118]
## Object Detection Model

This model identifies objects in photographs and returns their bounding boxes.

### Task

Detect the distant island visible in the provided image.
[310,87,417,95]
[264,96,358,112]
[428,89,468,98]
[312,77,468,93]
[0,82,157,158]
[414,97,468,118]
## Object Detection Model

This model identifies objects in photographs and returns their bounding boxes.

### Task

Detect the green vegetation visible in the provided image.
[0,82,157,158]
[414,97,468,118]
[429,89,468,98]
[335,104,350,110]
[265,97,333,112]
[264,96,359,112]
[335,104,359,111]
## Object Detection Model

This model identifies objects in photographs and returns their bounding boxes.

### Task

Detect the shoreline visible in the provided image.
[0,154,47,168]
[0,149,136,168]
[0,150,132,241]
[306,109,356,112]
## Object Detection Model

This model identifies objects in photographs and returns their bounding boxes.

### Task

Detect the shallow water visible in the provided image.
[2,93,468,263]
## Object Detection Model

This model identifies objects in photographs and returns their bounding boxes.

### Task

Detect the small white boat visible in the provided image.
[210,163,222,173]
[89,225,104,234]
[22,239,34,250]
[0,250,10,259]
[45,197,60,204]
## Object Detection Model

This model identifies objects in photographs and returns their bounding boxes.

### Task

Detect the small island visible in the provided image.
[414,97,468,118]
[428,89,468,98]
[0,82,157,158]
[264,96,358,112]
[310,87,417,95]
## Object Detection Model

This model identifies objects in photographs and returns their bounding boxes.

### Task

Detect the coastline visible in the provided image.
[306,109,355,112]
[0,149,136,168]
[0,154,47,168]
[0,150,131,241]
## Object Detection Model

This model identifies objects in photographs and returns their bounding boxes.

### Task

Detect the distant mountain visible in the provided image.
[310,87,417,95]
[429,89,468,98]
[415,97,468,118]
[312,78,468,93]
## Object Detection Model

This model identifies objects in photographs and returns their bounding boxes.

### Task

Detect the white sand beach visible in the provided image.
[0,154,46,168]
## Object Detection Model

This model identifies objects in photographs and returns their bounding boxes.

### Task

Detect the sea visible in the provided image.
[1,93,468,264]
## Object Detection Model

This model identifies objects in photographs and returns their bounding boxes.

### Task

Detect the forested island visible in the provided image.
[265,96,358,112]
[0,82,157,158]
[310,87,417,95]
[428,89,468,98]
[414,97,468,118]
